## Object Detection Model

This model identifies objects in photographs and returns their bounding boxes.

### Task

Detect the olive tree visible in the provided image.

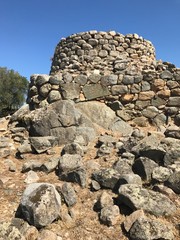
[0,67,29,116]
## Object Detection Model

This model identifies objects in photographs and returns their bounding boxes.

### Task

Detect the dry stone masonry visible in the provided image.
[27,30,180,127]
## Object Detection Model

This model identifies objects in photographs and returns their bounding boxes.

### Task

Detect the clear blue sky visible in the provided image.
[0,0,180,80]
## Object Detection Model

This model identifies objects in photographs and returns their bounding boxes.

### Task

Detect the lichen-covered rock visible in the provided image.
[118,184,176,216]
[92,168,121,190]
[129,217,174,240]
[100,205,120,226]
[165,171,180,194]
[0,221,25,240]
[19,183,61,228]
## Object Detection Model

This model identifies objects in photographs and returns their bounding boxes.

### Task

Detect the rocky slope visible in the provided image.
[0,111,179,239]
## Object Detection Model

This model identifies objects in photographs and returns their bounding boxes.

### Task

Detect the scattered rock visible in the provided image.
[61,182,77,207]
[100,205,120,226]
[24,170,40,184]
[165,171,180,194]
[19,183,61,228]
[129,217,174,240]
[118,184,176,216]
[123,209,144,232]
[92,168,121,190]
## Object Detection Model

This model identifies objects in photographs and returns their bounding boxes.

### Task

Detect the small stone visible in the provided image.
[61,182,77,207]
[100,205,120,226]
[24,170,39,184]
[152,166,172,182]
[123,209,144,232]
[98,191,114,209]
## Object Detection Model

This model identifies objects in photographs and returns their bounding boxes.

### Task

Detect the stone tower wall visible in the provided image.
[27,31,180,127]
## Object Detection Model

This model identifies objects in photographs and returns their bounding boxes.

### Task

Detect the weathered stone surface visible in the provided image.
[100,205,120,226]
[19,183,61,228]
[129,217,174,240]
[123,209,145,232]
[164,126,180,139]
[101,75,118,86]
[97,191,114,209]
[167,97,180,107]
[41,157,60,173]
[21,160,42,173]
[36,74,49,86]
[17,140,32,154]
[111,85,128,95]
[48,90,62,103]
[83,84,110,100]
[113,159,133,175]
[61,142,84,156]
[109,118,133,136]
[61,182,77,207]
[138,91,155,100]
[152,166,172,182]
[118,184,176,216]
[38,229,59,240]
[76,101,116,129]
[88,74,101,83]
[0,221,25,240]
[58,154,83,173]
[61,83,80,100]
[166,171,180,194]
[96,142,113,157]
[142,106,159,119]
[92,168,121,190]
[74,74,87,85]
[39,83,51,97]
[118,173,142,187]
[132,157,158,181]
[160,70,173,79]
[29,136,58,153]
[24,170,39,184]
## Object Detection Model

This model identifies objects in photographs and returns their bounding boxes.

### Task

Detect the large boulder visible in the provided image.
[16,100,126,146]
[19,183,61,228]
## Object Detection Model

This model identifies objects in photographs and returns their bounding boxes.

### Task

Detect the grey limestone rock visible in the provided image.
[160,70,173,79]
[97,191,114,209]
[58,154,83,173]
[109,118,133,136]
[118,184,176,216]
[61,142,84,156]
[19,183,61,228]
[132,157,158,181]
[48,90,62,103]
[100,205,120,226]
[29,136,58,153]
[0,221,25,240]
[113,159,133,175]
[129,217,174,240]
[61,82,80,100]
[152,166,172,182]
[61,182,77,207]
[41,157,60,173]
[92,168,121,190]
[82,83,110,100]
[165,171,180,194]
[21,160,42,173]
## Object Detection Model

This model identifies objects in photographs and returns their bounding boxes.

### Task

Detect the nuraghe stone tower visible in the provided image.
[27,30,180,127]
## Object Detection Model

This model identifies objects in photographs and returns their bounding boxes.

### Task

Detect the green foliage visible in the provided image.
[0,67,29,116]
